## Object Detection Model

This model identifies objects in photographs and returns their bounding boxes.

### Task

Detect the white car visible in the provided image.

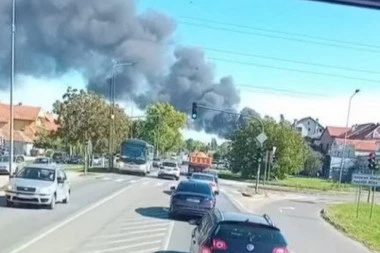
[158,161,180,180]
[188,172,219,195]
[0,155,25,175]
[4,164,70,209]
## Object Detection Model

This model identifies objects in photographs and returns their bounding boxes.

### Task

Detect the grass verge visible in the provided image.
[217,169,354,192]
[322,203,380,252]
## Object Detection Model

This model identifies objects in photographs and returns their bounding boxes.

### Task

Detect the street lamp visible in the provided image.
[108,61,134,171]
[9,0,16,179]
[338,89,360,186]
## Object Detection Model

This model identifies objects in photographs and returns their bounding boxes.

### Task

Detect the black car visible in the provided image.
[169,180,216,219]
[189,209,289,253]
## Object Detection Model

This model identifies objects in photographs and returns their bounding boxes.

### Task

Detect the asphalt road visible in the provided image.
[0,170,238,253]
[0,167,372,253]
[253,196,372,253]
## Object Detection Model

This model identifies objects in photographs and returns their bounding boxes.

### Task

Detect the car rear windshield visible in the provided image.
[214,222,287,245]
[191,174,214,181]
[162,162,176,167]
[176,183,212,195]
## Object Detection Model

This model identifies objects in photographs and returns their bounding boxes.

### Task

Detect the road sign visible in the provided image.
[352,173,380,187]
[256,132,267,145]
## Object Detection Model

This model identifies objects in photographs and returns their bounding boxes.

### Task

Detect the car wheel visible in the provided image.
[141,172,146,177]
[63,190,70,204]
[175,176,180,181]
[169,211,176,219]
[6,200,13,207]
[48,194,56,210]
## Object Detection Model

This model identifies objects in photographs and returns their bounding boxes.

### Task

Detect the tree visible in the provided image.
[228,117,308,179]
[185,138,206,152]
[34,129,64,150]
[210,138,218,150]
[140,102,187,154]
[130,119,145,139]
[53,87,130,155]
[303,147,323,176]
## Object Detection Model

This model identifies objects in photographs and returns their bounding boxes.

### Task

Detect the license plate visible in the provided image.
[186,198,200,203]
[16,193,33,198]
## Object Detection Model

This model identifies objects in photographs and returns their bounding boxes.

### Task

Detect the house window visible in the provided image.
[308,128,311,132]
[308,121,310,125]
[296,127,302,133]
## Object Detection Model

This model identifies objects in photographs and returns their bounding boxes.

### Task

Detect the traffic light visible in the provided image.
[368,152,377,170]
[191,102,197,119]
[256,147,263,163]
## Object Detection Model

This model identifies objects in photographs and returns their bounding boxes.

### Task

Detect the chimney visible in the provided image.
[17,102,22,106]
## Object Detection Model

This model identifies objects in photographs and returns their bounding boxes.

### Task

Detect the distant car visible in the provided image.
[33,157,55,165]
[153,158,162,168]
[0,155,25,175]
[189,209,289,253]
[158,161,180,180]
[4,164,71,209]
[189,172,219,195]
[169,180,216,219]
[203,169,219,182]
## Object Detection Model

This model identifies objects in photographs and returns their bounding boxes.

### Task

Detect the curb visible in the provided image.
[320,209,376,252]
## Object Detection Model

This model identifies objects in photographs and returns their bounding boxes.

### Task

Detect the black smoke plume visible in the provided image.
[0,0,259,138]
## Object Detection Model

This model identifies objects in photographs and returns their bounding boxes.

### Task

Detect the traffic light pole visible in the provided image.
[255,143,263,194]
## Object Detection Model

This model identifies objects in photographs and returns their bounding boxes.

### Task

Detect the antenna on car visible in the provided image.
[263,214,274,226]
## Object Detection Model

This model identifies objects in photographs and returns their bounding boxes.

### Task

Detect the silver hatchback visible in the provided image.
[4,164,71,209]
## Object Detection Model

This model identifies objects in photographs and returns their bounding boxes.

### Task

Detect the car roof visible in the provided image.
[179,180,210,186]
[191,173,214,178]
[219,211,276,228]
[23,164,62,171]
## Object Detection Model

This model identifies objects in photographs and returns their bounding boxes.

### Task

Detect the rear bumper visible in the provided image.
[5,191,53,205]
[158,173,179,178]
[170,205,213,217]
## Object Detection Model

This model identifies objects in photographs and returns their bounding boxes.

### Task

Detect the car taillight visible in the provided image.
[200,246,212,253]
[209,182,216,187]
[213,238,228,250]
[273,247,289,253]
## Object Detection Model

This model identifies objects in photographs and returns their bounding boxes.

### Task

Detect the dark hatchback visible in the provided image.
[190,209,289,253]
[169,180,216,219]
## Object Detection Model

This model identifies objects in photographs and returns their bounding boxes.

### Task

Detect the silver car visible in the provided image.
[0,155,25,175]
[4,164,71,209]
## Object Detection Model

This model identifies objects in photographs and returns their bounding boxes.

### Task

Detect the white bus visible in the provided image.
[117,139,154,176]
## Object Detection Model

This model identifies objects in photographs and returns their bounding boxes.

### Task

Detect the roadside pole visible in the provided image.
[263,150,269,186]
[369,185,375,220]
[356,186,361,218]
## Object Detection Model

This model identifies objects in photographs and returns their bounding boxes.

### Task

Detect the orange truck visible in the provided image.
[187,151,213,175]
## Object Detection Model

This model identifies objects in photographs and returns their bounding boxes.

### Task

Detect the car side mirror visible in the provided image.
[57,177,64,184]
[170,186,176,191]
[189,219,200,226]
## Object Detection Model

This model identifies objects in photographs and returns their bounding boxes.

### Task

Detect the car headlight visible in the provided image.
[39,188,53,195]
[6,184,12,191]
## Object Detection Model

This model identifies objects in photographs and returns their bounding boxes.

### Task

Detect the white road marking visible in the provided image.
[114,178,125,182]
[129,179,137,183]
[142,181,149,185]
[163,220,175,250]
[279,206,295,213]
[101,177,111,181]
[156,182,164,187]
[83,240,162,253]
[8,181,140,253]
[119,219,167,227]
[121,222,168,231]
[86,233,165,247]
[94,228,168,239]
[220,188,249,213]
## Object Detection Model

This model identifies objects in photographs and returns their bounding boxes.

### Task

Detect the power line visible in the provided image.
[209,57,380,83]
[179,21,380,54]
[238,84,327,97]
[180,16,380,50]
[203,47,380,75]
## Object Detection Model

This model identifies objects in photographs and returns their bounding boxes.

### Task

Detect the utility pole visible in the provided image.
[338,89,360,186]
[9,0,16,178]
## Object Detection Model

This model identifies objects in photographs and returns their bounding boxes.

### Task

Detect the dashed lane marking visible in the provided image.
[8,182,140,253]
